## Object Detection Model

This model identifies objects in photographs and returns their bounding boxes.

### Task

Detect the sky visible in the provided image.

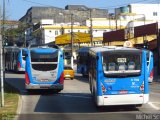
[0,0,159,20]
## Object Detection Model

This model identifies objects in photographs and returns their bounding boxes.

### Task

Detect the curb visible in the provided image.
[14,95,22,120]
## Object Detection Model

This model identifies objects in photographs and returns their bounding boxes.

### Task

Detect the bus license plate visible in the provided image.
[119,90,128,94]
[40,85,50,88]
[40,79,49,82]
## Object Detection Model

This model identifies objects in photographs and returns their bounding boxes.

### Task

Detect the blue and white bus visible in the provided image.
[25,44,64,92]
[88,46,153,107]
[77,47,92,76]
[4,47,27,72]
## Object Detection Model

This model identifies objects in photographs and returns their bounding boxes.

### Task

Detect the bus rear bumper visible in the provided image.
[25,84,63,90]
[97,94,149,106]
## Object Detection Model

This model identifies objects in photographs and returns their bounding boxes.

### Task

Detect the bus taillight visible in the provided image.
[101,84,106,94]
[18,62,21,68]
[25,72,30,85]
[59,72,64,84]
[149,69,154,82]
[140,82,144,92]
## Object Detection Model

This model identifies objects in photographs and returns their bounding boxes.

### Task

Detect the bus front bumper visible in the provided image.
[25,83,63,90]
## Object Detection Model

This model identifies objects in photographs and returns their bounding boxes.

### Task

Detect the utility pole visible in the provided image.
[89,9,93,46]
[0,0,5,107]
[70,13,74,69]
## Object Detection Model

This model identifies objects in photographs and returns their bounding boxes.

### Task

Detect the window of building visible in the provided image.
[55,31,58,35]
[153,12,158,16]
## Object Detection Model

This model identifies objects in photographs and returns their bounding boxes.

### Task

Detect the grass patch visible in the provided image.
[0,81,19,119]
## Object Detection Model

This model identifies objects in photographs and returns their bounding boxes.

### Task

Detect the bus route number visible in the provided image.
[117,58,126,63]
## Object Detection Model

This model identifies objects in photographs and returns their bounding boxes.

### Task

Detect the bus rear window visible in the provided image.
[31,51,58,71]
[102,50,141,77]
[31,52,58,62]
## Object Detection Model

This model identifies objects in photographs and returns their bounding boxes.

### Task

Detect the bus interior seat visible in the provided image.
[118,63,126,70]
[128,62,135,70]
[108,62,116,71]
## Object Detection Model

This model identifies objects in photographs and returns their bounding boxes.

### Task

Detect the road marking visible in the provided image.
[148,102,160,110]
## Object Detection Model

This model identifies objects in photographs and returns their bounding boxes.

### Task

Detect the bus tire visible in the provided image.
[26,89,32,94]
[81,68,85,77]
[92,87,98,106]
[53,90,61,93]
[89,78,93,93]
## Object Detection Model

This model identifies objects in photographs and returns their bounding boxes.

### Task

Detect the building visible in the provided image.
[32,20,110,45]
[31,17,156,45]
[19,5,108,46]
[19,4,160,46]
[19,5,108,25]
[116,4,160,23]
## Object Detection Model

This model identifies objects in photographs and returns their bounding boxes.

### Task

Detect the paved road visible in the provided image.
[5,72,160,120]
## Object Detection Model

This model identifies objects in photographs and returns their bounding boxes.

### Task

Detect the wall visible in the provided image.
[130,4,160,21]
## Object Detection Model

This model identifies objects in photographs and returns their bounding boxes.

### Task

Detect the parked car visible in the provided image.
[64,66,75,80]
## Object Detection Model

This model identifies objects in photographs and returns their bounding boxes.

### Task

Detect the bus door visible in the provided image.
[101,50,144,96]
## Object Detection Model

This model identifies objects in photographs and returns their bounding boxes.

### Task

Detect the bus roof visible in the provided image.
[4,46,27,52]
[78,47,93,52]
[89,46,142,53]
[29,44,59,49]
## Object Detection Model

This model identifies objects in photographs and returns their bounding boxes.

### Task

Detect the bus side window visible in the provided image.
[146,52,150,66]
[24,52,28,60]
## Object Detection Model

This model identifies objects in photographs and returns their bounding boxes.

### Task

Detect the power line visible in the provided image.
[20,0,159,10]
[20,0,160,14]
[93,0,160,10]
[21,0,54,7]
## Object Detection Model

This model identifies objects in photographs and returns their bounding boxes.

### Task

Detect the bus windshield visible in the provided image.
[102,50,141,77]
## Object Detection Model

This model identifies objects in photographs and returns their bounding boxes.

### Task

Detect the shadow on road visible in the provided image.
[5,77,25,93]
[5,73,139,115]
[34,92,139,113]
